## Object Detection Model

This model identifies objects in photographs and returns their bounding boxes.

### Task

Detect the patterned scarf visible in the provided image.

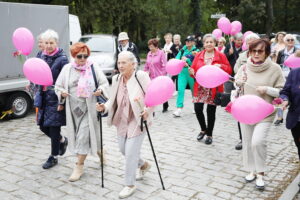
[72,61,94,98]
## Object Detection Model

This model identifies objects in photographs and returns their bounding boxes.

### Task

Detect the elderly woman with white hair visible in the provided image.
[96,51,154,199]
[274,34,298,126]
[216,37,226,53]
[35,29,69,169]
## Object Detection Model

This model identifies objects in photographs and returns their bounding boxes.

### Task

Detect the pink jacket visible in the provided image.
[144,49,167,79]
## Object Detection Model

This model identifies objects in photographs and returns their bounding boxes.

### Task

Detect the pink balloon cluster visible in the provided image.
[145,76,175,107]
[284,54,300,68]
[166,59,185,76]
[195,65,230,88]
[231,95,275,124]
[12,27,34,55]
[217,17,242,36]
[23,58,53,86]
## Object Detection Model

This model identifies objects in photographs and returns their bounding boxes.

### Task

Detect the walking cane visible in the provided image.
[135,98,165,190]
[97,112,104,188]
[237,122,242,141]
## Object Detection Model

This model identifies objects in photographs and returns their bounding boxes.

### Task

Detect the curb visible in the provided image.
[279,173,300,200]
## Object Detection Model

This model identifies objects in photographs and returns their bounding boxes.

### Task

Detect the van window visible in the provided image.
[80,37,114,53]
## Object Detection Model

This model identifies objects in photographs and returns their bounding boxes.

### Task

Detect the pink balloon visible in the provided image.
[283,54,300,68]
[243,31,253,42]
[230,21,242,36]
[145,76,175,107]
[12,27,34,56]
[231,95,275,124]
[212,29,223,40]
[195,65,230,88]
[166,59,185,76]
[23,58,53,86]
[217,17,231,35]
[242,42,248,51]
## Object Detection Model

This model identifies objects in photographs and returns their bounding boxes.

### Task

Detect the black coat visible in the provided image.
[224,42,242,75]
[280,68,300,129]
[37,48,68,127]
[170,44,183,59]
[276,47,298,66]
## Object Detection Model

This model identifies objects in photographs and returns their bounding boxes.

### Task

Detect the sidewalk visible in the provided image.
[0,93,299,199]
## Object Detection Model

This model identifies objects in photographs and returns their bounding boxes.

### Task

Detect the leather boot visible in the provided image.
[69,163,84,182]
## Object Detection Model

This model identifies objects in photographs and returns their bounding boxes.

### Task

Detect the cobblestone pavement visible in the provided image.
[0,93,299,200]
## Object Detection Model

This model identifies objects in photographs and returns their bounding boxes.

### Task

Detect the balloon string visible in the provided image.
[47,86,85,103]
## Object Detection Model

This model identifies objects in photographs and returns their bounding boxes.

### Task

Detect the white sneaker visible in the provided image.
[256,174,265,190]
[173,108,182,117]
[136,162,151,181]
[173,91,178,96]
[245,172,256,182]
[119,186,136,199]
[192,109,195,114]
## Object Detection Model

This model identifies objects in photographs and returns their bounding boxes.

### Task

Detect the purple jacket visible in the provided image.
[144,49,167,79]
[279,68,300,129]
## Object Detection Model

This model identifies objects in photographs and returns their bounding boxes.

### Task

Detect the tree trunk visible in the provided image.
[191,0,201,33]
[266,0,274,38]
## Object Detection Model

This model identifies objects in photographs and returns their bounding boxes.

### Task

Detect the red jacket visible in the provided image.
[190,49,232,99]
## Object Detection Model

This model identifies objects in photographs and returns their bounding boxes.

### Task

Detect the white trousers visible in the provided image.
[241,122,271,173]
[118,133,145,186]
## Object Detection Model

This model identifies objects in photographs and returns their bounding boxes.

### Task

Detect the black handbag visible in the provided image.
[213,92,231,107]
[91,64,108,117]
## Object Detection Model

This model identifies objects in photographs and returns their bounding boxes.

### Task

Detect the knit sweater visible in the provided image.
[235,57,285,122]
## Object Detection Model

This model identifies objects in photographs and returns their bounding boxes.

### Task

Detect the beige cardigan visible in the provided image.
[104,70,154,128]
[235,57,285,122]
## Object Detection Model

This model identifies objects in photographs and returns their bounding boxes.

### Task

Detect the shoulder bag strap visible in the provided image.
[91,64,98,89]
[135,71,145,95]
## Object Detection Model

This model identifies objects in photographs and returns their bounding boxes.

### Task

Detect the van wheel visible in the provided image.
[6,92,32,118]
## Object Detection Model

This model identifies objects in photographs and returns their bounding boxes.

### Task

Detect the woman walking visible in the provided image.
[36,29,69,169]
[189,34,231,145]
[235,39,285,190]
[55,42,109,181]
[96,51,153,199]
[144,38,168,112]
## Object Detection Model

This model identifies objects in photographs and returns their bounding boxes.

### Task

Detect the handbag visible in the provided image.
[213,92,231,107]
[91,64,108,117]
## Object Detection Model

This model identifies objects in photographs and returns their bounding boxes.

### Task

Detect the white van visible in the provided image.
[69,14,82,45]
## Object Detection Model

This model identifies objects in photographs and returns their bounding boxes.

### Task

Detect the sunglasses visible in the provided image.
[251,49,265,54]
[76,54,89,59]
[286,39,294,42]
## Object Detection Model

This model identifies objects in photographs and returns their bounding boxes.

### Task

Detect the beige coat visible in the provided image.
[104,70,154,128]
[235,57,285,122]
[234,50,248,74]
[55,63,109,155]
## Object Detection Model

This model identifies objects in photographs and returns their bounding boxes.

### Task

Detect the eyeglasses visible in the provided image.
[251,49,265,54]
[286,39,294,42]
[76,54,89,59]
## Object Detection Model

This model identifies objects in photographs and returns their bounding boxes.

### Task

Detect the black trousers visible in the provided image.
[40,126,62,156]
[194,103,217,137]
[291,122,300,160]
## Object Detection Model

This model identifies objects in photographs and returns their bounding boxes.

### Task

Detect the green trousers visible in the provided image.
[176,67,194,108]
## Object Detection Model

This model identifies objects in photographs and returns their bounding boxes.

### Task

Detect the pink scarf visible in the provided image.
[43,48,59,56]
[72,61,94,98]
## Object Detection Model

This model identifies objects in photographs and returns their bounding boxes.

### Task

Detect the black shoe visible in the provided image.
[162,108,168,113]
[235,140,242,150]
[59,137,68,156]
[274,119,283,126]
[205,137,213,145]
[42,156,58,169]
[197,131,206,141]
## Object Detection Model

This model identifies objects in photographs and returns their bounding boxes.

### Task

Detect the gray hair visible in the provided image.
[37,33,43,41]
[245,33,260,42]
[284,34,296,43]
[203,34,217,43]
[218,37,226,43]
[41,29,59,42]
[233,32,243,40]
[118,51,138,68]
[173,34,181,40]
